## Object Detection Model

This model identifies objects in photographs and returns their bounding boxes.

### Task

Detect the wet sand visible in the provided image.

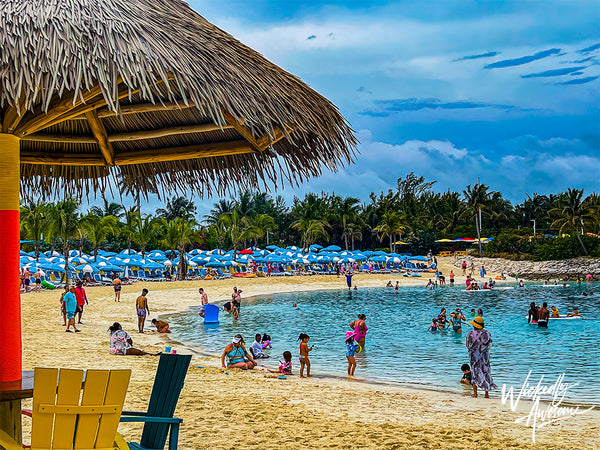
[19,259,600,449]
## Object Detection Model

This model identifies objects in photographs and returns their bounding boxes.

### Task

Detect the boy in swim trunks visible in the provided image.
[198,287,208,317]
[136,289,150,333]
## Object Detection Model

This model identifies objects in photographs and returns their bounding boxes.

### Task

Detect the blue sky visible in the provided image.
[127,1,600,212]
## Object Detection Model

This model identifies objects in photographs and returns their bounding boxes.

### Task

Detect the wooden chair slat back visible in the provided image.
[94,370,131,448]
[52,369,84,449]
[140,354,191,450]
[30,368,130,450]
[73,370,110,449]
[31,368,59,449]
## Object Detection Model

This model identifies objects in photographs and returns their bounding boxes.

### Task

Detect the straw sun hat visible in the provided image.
[469,316,485,330]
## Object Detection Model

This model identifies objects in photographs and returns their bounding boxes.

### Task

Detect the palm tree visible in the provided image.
[441,191,465,234]
[549,188,596,255]
[131,213,158,257]
[90,199,124,219]
[120,207,138,252]
[20,202,48,261]
[157,218,203,280]
[291,218,330,248]
[81,213,118,261]
[245,213,276,247]
[47,199,80,285]
[335,196,361,250]
[218,210,262,253]
[343,223,363,251]
[204,199,235,225]
[157,197,196,221]
[373,211,410,252]
[462,183,492,257]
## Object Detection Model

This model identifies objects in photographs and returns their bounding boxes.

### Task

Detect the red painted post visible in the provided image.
[0,134,21,382]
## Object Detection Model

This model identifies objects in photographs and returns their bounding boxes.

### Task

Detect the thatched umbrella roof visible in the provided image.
[0,0,357,199]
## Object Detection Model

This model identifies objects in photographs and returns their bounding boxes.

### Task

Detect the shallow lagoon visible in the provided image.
[168,283,599,403]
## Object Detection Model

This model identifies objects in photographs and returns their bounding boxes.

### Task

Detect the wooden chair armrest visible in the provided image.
[0,428,23,450]
[119,416,183,424]
[121,410,148,416]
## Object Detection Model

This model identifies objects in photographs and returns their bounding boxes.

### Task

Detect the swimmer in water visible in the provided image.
[550,306,560,318]
[528,302,539,324]
[566,308,582,317]
[428,318,439,332]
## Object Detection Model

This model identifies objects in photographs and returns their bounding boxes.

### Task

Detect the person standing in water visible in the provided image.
[349,314,368,349]
[537,302,549,328]
[198,287,209,317]
[346,272,354,290]
[528,302,539,324]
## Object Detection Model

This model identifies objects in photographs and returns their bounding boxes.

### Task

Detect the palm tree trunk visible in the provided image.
[344,234,349,250]
[389,234,393,253]
[576,232,588,256]
[475,212,482,258]
[179,245,186,280]
[63,245,70,286]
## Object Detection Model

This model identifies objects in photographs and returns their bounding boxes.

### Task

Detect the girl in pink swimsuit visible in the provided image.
[349,314,368,349]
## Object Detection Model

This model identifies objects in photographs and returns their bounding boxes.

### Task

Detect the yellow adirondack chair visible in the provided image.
[0,368,131,450]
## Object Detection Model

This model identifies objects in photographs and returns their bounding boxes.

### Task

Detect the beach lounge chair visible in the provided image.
[119,353,192,450]
[0,367,131,450]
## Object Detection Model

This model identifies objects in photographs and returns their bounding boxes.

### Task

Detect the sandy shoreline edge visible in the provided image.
[19,258,600,449]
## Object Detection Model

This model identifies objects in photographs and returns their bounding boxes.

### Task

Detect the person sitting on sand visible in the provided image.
[250,333,269,359]
[550,306,560,318]
[566,308,581,317]
[460,363,473,390]
[108,322,159,355]
[268,351,293,375]
[221,334,256,370]
[152,318,171,333]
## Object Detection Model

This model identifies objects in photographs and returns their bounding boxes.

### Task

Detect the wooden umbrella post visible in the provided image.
[0,133,21,383]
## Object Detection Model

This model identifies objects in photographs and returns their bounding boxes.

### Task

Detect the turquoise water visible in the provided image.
[168,283,600,403]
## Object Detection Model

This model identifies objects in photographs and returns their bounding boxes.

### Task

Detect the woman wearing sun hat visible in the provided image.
[466,316,497,398]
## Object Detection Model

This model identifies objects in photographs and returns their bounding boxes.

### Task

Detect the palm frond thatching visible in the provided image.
[0,0,357,199]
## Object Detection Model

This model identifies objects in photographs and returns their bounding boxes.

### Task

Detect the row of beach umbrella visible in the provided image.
[19,246,430,274]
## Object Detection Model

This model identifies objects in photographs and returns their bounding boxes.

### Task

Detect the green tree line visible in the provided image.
[20,173,600,265]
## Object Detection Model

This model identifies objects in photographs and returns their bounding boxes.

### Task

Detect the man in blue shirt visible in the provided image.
[64,286,80,333]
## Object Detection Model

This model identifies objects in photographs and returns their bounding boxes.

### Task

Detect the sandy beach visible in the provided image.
[19,258,600,449]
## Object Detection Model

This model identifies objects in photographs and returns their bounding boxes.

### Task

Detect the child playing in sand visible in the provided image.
[151,318,171,333]
[298,333,314,377]
[461,363,472,390]
[345,332,360,376]
[268,351,293,375]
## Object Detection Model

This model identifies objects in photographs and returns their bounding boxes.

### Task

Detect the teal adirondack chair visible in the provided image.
[118,353,192,450]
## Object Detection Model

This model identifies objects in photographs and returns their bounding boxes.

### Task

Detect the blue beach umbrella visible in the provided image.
[205,261,225,268]
[321,245,341,252]
[265,245,280,250]
[409,256,428,261]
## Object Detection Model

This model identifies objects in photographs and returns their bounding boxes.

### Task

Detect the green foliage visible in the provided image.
[406,230,438,256]
[533,235,600,260]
